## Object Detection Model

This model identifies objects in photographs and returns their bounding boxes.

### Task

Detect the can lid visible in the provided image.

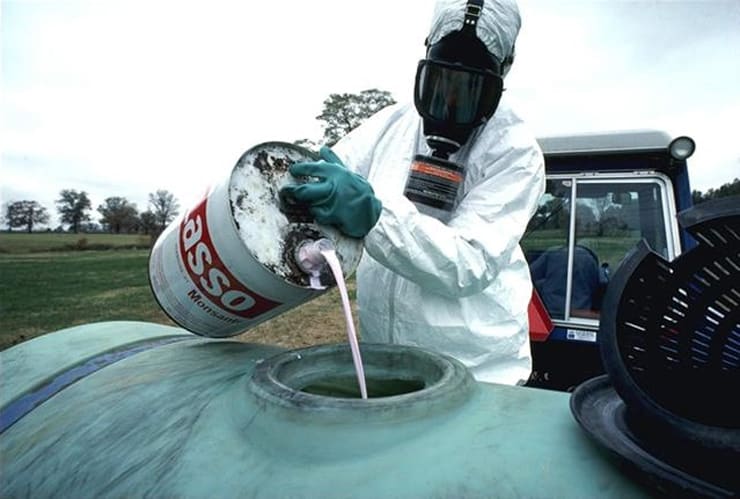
[230,142,363,288]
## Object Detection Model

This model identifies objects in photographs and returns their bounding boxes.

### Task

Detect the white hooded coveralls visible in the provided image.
[333,0,545,386]
[334,101,544,385]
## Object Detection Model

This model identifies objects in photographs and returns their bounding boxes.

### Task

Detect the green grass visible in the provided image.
[0,233,354,351]
[0,232,151,253]
[523,232,642,269]
[581,236,643,268]
[0,249,173,349]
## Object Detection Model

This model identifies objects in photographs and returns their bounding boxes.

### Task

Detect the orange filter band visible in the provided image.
[410,161,463,183]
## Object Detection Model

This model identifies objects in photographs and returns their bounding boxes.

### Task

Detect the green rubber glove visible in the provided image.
[281,146,382,238]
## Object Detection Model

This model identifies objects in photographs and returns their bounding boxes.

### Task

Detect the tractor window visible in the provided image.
[523,175,675,323]
[526,179,571,320]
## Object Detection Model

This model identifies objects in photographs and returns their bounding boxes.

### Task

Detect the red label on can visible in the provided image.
[178,197,281,319]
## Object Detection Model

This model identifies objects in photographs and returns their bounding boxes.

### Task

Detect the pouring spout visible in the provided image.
[294,238,335,289]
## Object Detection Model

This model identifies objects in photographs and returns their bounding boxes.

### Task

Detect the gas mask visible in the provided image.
[415,58,503,157]
[406,0,505,222]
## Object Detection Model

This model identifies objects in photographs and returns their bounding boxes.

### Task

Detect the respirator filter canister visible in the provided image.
[404,154,466,223]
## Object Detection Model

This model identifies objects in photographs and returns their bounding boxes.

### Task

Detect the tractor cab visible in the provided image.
[524,130,696,390]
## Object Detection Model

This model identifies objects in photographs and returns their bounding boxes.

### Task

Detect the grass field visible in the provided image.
[0,232,151,253]
[522,230,641,268]
[0,233,352,351]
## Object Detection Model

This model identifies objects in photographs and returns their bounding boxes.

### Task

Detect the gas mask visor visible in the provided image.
[414,59,503,128]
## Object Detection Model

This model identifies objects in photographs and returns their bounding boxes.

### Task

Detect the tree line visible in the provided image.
[5,87,733,234]
[3,189,180,234]
[2,88,398,235]
[692,178,740,204]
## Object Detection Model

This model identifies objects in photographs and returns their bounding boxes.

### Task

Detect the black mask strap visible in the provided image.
[462,0,484,36]
[425,0,484,47]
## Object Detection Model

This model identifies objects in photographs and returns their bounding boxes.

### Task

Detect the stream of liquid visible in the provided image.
[320,248,368,399]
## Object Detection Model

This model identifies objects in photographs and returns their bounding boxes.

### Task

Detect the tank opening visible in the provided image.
[300,376,426,399]
[252,344,472,406]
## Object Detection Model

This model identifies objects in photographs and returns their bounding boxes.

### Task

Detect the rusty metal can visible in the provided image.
[148,142,363,337]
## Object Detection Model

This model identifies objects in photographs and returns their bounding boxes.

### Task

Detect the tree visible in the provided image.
[97,197,139,234]
[692,177,740,204]
[4,200,50,232]
[138,210,159,235]
[316,89,396,146]
[56,190,92,233]
[149,190,180,232]
[691,189,705,205]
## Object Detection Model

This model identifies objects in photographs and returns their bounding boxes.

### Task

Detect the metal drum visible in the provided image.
[149,142,363,337]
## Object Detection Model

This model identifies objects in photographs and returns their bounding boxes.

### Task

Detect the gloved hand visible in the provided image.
[280,146,382,238]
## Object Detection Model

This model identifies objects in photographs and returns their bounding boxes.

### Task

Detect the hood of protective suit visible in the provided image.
[427,0,521,76]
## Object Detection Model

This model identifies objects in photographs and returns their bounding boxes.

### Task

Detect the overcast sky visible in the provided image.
[2,0,739,228]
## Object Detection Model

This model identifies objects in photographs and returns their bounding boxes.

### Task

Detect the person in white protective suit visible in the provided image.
[281,0,545,385]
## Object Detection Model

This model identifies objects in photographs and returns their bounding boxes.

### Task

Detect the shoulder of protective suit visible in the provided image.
[344,102,409,140]
[488,97,525,128]
[465,97,543,175]
[333,102,413,175]
[364,102,412,129]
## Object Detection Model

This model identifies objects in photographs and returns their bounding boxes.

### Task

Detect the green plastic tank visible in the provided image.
[1,321,650,498]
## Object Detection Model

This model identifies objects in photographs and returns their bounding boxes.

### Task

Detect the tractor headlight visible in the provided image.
[668,136,695,161]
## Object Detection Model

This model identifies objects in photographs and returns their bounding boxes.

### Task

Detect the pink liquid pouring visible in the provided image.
[320,248,368,399]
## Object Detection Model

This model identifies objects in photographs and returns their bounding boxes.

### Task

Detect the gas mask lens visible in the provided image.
[414,59,503,126]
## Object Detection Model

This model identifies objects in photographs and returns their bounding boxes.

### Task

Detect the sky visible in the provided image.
[2,0,739,228]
